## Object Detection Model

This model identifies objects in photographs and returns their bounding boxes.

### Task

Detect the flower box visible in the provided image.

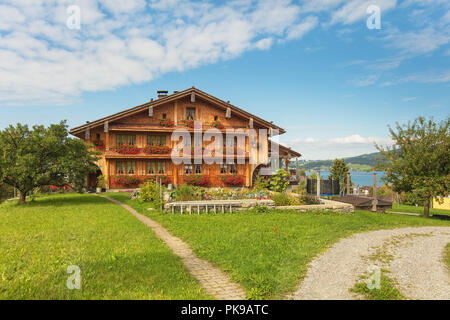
[112,145,140,154]
[184,174,210,187]
[210,120,224,129]
[160,119,174,127]
[94,140,105,150]
[111,175,141,186]
[220,174,245,186]
[143,145,172,155]
[184,120,195,128]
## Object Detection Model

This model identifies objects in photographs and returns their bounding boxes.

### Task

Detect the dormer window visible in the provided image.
[214,115,218,121]
[186,107,195,120]
[162,113,167,120]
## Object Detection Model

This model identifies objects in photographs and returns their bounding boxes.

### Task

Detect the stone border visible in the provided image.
[276,199,354,213]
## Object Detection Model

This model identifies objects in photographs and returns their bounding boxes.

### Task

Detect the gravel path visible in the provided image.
[289,227,450,300]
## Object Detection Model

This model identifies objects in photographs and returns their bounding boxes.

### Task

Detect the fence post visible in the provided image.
[372,173,378,212]
[346,173,351,195]
[317,171,321,197]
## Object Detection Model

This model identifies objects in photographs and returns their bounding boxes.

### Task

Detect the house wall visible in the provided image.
[82,95,274,189]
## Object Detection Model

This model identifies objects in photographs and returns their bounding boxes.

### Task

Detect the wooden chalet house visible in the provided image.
[70,87,300,189]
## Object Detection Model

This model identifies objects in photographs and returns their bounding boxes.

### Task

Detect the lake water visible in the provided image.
[307,171,386,187]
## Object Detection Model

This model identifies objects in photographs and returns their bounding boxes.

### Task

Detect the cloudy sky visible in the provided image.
[0,0,449,159]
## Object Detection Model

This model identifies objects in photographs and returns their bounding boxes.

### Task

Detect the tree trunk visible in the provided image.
[18,191,27,205]
[423,197,430,217]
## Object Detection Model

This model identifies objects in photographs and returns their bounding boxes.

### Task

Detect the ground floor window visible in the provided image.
[184,164,193,175]
[147,161,166,175]
[220,164,237,174]
[116,161,136,174]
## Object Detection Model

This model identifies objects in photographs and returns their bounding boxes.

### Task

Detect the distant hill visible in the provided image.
[294,152,384,171]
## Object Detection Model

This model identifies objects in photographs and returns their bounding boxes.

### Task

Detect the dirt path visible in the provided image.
[101,195,246,300]
[289,227,450,300]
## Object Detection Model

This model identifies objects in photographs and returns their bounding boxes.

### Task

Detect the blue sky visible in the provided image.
[0,0,449,159]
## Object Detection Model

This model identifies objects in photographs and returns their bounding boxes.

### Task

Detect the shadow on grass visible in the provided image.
[14,193,109,208]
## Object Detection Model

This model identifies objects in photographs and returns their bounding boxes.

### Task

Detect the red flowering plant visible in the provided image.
[143,145,171,155]
[93,140,105,150]
[160,119,175,127]
[184,174,209,187]
[49,185,59,192]
[183,120,195,128]
[142,175,171,185]
[111,145,140,154]
[210,120,224,129]
[111,175,141,186]
[220,174,244,186]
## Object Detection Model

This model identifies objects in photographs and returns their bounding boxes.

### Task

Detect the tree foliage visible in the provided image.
[376,116,450,216]
[330,158,350,193]
[269,169,290,193]
[0,121,100,204]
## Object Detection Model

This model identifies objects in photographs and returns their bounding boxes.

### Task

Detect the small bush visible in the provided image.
[271,193,291,206]
[269,169,289,193]
[172,184,202,202]
[140,181,165,209]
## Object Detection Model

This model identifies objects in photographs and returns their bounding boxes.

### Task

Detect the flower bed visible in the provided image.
[220,174,244,186]
[160,119,174,127]
[184,174,210,187]
[111,175,141,186]
[112,145,140,154]
[143,145,171,155]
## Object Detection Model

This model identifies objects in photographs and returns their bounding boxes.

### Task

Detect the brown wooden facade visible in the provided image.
[70,87,300,189]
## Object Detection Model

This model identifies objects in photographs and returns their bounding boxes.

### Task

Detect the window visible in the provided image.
[157,162,166,174]
[162,113,167,120]
[127,161,136,174]
[147,161,155,175]
[147,161,166,175]
[117,135,136,146]
[116,161,126,174]
[194,164,202,174]
[96,133,101,140]
[220,164,228,174]
[185,164,193,175]
[220,164,236,174]
[116,161,136,175]
[214,115,218,121]
[148,135,166,146]
[186,107,195,120]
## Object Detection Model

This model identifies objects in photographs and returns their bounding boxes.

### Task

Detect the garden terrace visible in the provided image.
[166,199,275,214]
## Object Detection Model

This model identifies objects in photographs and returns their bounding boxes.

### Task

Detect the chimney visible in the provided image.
[157,90,168,99]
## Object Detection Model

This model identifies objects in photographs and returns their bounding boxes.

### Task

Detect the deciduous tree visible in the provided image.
[0,121,100,204]
[376,116,449,216]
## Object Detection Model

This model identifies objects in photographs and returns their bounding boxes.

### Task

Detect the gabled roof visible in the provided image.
[69,87,286,135]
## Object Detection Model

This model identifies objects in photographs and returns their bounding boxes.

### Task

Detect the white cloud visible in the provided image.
[402,97,416,102]
[329,0,397,26]
[381,70,450,86]
[0,0,322,105]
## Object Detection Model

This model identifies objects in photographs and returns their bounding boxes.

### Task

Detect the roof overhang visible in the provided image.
[70,87,286,136]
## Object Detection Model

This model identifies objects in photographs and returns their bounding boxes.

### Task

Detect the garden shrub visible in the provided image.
[172,184,203,202]
[271,193,291,206]
[269,169,289,192]
[140,180,165,209]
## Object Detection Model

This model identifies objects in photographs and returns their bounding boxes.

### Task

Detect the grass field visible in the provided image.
[107,193,450,299]
[0,194,210,300]
[388,204,450,216]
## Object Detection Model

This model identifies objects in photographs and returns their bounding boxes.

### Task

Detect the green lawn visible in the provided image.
[388,203,450,216]
[0,194,210,300]
[107,193,450,299]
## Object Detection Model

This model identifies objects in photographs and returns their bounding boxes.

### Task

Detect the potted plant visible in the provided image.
[97,175,106,193]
